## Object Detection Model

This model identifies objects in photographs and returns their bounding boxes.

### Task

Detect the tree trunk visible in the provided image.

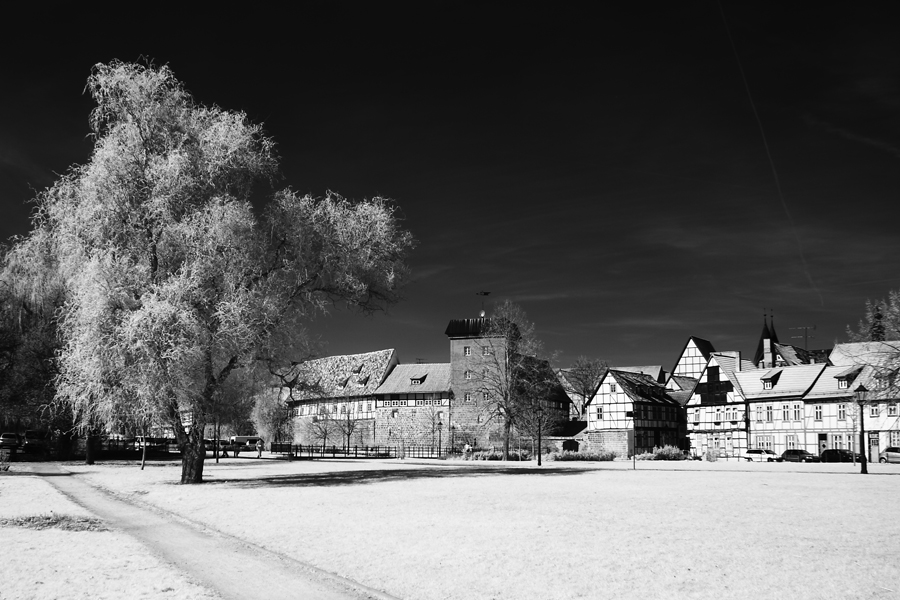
[503,419,511,460]
[85,431,97,465]
[181,441,205,484]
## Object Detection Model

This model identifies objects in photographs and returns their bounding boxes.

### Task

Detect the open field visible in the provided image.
[4,457,900,600]
[0,473,222,600]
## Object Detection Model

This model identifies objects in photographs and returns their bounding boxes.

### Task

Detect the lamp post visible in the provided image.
[856,384,868,474]
[536,404,544,466]
[625,410,636,470]
[437,421,443,457]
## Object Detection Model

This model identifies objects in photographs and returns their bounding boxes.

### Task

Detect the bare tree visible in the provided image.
[560,356,608,420]
[466,300,552,460]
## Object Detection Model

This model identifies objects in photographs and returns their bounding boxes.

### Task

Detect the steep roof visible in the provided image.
[610,370,680,406]
[805,366,856,401]
[753,319,773,366]
[284,349,398,402]
[375,363,451,395]
[772,343,832,366]
[733,364,827,400]
[613,365,665,383]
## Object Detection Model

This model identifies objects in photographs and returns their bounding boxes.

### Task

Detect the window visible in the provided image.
[889,403,898,417]
[832,434,845,450]
[609,382,617,393]
[464,393,472,403]
[391,409,398,418]
[482,392,488,403]
[814,405,822,421]
[693,408,700,422]
[596,406,603,420]
[464,346,471,356]
[793,404,802,421]
[482,346,492,356]
[891,431,900,446]
[756,435,773,450]
[870,404,879,418]
[838,379,848,389]
[766,405,773,422]
[714,408,722,423]
[763,380,773,390]
[838,404,846,421]
[756,406,763,422]
[366,403,372,412]
[876,378,888,390]
[726,407,737,421]
[464,371,471,380]
[786,435,798,450]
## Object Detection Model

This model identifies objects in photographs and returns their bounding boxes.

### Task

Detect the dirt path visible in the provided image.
[30,464,399,600]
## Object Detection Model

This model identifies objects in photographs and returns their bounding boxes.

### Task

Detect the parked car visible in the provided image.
[21,430,48,453]
[879,447,900,464]
[0,432,20,450]
[743,448,781,462]
[820,449,865,463]
[781,449,820,463]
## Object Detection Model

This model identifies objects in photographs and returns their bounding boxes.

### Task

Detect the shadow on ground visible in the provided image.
[204,465,592,488]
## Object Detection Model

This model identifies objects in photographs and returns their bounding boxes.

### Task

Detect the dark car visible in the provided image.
[22,430,48,453]
[820,448,864,463]
[781,449,821,463]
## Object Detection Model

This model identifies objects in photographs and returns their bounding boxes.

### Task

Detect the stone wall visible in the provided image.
[581,429,632,457]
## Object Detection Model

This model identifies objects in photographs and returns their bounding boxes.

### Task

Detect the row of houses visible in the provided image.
[281,314,900,461]
[575,321,900,460]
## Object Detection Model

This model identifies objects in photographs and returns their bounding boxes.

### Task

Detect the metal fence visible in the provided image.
[269,443,455,459]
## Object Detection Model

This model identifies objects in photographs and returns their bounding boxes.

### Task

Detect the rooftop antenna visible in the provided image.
[790,325,816,351]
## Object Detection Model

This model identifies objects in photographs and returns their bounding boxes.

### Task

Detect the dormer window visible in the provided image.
[838,379,848,389]
[410,377,424,386]
[356,375,370,387]
[761,368,782,390]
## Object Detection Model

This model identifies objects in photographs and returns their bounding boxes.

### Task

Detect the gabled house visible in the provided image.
[670,336,716,379]
[734,363,828,455]
[685,351,754,458]
[583,369,685,456]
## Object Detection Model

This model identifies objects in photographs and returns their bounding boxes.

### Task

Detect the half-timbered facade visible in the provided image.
[583,370,685,456]
[685,352,754,458]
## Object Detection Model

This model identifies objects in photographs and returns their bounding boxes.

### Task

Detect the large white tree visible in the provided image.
[17,61,414,482]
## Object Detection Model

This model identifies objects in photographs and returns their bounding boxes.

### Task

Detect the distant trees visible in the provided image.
[8,61,413,483]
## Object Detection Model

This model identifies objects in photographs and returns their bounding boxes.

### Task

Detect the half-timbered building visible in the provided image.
[583,369,686,456]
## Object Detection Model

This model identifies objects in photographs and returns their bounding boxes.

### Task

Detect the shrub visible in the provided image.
[547,449,617,462]
[653,445,687,461]
[634,452,657,461]
[466,449,531,461]
[705,448,718,462]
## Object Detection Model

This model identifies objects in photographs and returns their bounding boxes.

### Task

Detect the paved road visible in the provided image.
[31,464,399,600]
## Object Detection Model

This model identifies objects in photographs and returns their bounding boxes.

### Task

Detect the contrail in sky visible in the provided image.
[718,2,824,306]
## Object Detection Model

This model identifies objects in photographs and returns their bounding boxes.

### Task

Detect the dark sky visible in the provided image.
[3,3,899,371]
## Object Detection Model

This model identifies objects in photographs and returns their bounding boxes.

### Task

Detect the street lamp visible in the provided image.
[437,421,443,457]
[536,404,544,466]
[625,410,635,470]
[856,384,868,474]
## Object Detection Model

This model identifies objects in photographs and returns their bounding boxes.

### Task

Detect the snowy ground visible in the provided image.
[3,457,899,599]
[0,472,222,600]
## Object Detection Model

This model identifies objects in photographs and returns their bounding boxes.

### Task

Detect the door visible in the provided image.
[869,433,880,464]
[818,434,828,455]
